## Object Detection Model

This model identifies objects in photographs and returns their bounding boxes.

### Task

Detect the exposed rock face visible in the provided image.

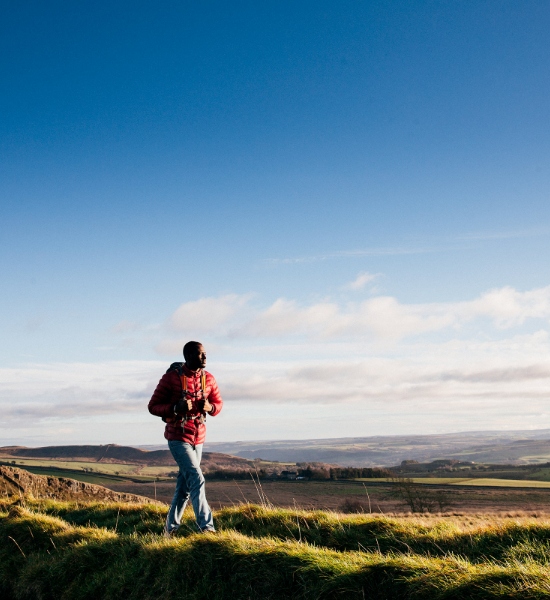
[0,465,152,503]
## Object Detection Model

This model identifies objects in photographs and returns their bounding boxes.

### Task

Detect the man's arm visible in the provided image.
[203,374,223,416]
[148,372,180,419]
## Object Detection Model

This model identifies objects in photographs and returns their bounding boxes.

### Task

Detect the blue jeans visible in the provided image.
[165,440,215,532]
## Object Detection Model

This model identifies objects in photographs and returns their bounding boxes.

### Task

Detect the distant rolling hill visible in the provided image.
[205,429,550,467]
[0,444,255,470]
[6,429,550,471]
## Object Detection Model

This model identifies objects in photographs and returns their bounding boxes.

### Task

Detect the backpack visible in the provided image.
[163,363,207,423]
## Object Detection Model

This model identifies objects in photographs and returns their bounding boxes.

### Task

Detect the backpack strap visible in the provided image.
[180,374,187,399]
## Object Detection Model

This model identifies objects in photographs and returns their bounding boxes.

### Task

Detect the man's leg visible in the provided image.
[167,440,215,532]
[165,443,191,534]
[188,443,215,531]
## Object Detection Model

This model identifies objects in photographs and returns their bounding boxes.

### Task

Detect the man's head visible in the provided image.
[183,341,206,371]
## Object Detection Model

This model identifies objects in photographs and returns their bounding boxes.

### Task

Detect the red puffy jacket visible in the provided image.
[148,364,223,445]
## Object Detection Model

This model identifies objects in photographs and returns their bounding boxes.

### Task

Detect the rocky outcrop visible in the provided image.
[0,465,152,502]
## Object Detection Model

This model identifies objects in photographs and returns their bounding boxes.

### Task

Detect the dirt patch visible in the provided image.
[0,465,152,503]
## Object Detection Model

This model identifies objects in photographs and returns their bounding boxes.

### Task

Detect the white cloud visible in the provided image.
[214,332,550,406]
[154,285,550,351]
[169,294,251,334]
[3,330,550,426]
[344,272,379,291]
[0,361,164,422]
[236,299,340,337]
[232,285,550,341]
[5,285,550,444]
[466,286,550,328]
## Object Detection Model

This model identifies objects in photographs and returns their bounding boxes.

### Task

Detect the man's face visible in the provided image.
[186,344,207,370]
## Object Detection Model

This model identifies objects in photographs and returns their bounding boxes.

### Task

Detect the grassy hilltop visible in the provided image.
[3,497,550,599]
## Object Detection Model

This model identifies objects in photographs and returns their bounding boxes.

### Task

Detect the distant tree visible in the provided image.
[310,467,330,480]
[391,477,452,513]
[339,498,367,514]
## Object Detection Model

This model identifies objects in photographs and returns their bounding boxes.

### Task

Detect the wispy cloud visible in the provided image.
[456,227,550,242]
[265,247,433,264]
[265,228,550,265]
[111,320,142,334]
[3,331,550,426]
[343,271,380,291]
[437,364,550,383]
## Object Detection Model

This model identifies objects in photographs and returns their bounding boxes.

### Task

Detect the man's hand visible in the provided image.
[203,399,213,414]
[174,398,193,414]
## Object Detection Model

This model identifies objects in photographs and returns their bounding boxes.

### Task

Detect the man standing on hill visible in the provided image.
[148,341,223,535]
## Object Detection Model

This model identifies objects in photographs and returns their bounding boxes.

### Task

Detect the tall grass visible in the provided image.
[3,498,550,599]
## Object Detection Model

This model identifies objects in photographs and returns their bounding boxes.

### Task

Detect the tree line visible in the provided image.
[201,465,393,480]
[298,466,393,480]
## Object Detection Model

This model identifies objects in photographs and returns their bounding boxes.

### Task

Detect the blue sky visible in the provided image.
[2,1,550,446]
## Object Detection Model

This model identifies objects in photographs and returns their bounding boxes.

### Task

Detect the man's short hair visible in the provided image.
[183,341,202,360]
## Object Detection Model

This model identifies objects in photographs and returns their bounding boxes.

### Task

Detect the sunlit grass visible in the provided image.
[3,498,550,598]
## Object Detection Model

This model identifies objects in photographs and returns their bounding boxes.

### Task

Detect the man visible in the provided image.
[148,341,223,535]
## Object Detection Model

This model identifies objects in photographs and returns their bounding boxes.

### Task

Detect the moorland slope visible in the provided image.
[3,497,550,599]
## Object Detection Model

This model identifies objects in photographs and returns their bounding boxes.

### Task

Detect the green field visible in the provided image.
[450,478,550,488]
[4,498,550,599]
[0,457,175,477]
[357,476,550,488]
[1,457,139,474]
[0,460,172,486]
